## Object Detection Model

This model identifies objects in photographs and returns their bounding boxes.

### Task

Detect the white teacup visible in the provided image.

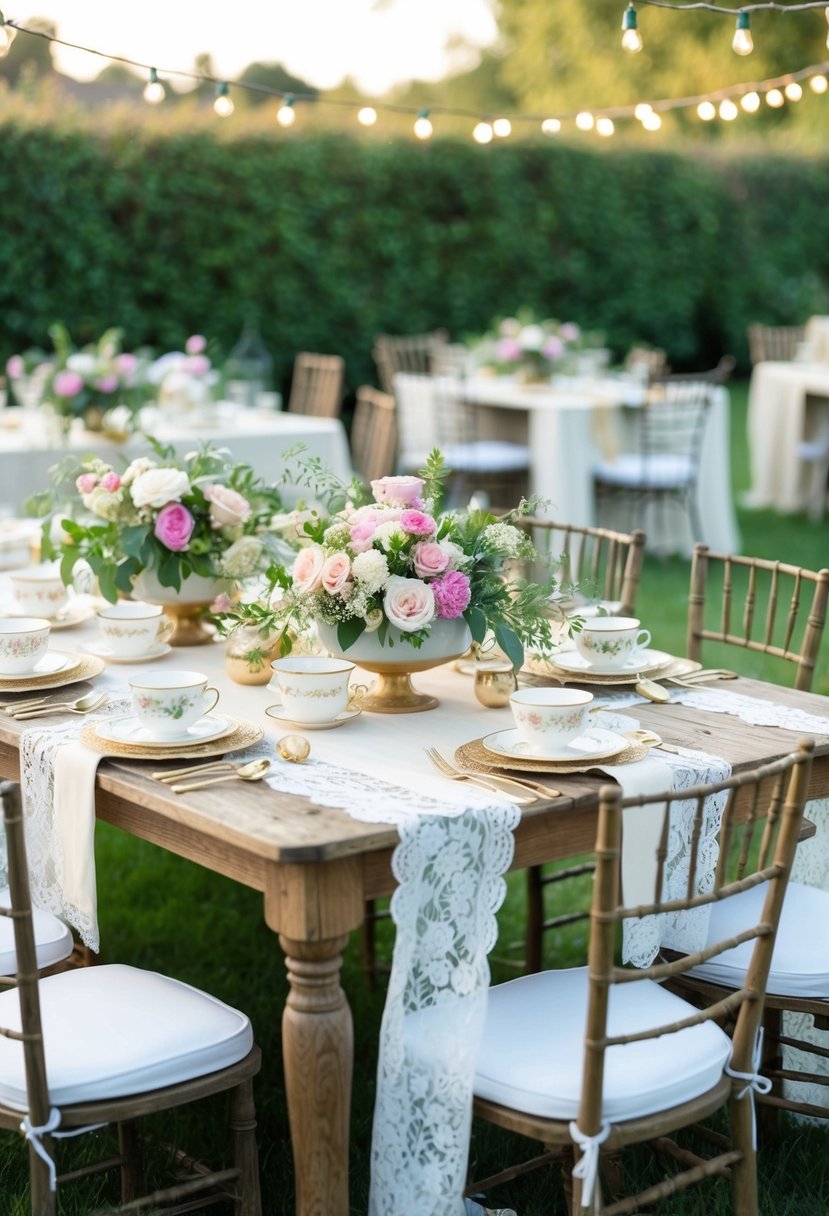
[509,687,594,755]
[10,563,69,620]
[97,602,175,657]
[269,656,358,724]
[129,670,220,739]
[574,616,652,671]
[0,617,51,675]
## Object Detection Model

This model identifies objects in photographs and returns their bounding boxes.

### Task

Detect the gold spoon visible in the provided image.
[170,758,272,794]
[11,692,108,719]
[634,676,671,703]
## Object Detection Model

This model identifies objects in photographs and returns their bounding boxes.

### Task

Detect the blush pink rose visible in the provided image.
[53,370,84,398]
[184,353,211,376]
[154,502,195,551]
[292,546,325,595]
[432,570,471,619]
[204,483,252,529]
[6,355,23,379]
[116,352,138,377]
[370,475,425,507]
[100,471,121,492]
[349,521,377,553]
[383,575,435,633]
[186,334,207,355]
[94,374,119,393]
[400,510,437,537]
[321,551,352,596]
[75,472,98,494]
[411,541,450,579]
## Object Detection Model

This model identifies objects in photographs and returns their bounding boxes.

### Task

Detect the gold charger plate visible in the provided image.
[80,715,264,760]
[0,653,105,692]
[456,730,654,775]
[521,653,702,687]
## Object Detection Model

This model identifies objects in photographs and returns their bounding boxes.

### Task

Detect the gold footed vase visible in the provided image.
[316,619,472,713]
[131,570,228,647]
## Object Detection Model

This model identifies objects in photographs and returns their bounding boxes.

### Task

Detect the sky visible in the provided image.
[5,0,500,93]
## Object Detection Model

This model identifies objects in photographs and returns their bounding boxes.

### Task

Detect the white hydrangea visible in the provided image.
[351,549,390,595]
[121,456,156,486]
[373,521,406,551]
[219,535,265,578]
[481,522,526,557]
[81,486,123,521]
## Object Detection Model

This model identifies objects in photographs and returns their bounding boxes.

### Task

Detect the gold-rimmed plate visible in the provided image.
[80,715,264,760]
[456,731,654,775]
[0,653,104,692]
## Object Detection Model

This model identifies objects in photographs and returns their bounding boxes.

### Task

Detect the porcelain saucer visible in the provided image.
[94,713,232,747]
[481,726,628,763]
[0,650,75,682]
[549,647,674,678]
[84,641,172,664]
[265,705,362,731]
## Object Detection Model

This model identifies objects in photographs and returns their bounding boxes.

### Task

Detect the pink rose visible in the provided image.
[432,570,471,618]
[6,355,23,379]
[383,575,435,633]
[411,541,450,579]
[116,352,138,377]
[75,472,98,494]
[53,370,84,398]
[154,502,195,551]
[321,552,352,596]
[370,475,425,507]
[183,353,211,376]
[210,592,233,613]
[541,335,565,361]
[494,337,522,362]
[100,471,122,492]
[94,374,119,393]
[204,483,252,529]
[349,521,377,553]
[292,545,325,595]
[400,509,437,537]
[559,322,581,343]
[186,334,207,354]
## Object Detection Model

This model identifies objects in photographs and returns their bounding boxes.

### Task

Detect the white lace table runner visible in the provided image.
[592,684,829,734]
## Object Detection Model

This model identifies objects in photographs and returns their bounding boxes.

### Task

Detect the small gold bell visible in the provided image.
[277,734,311,763]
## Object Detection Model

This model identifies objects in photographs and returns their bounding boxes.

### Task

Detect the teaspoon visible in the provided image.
[170,758,272,794]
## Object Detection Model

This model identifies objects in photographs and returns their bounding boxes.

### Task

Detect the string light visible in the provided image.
[472,120,493,144]
[810,72,829,91]
[596,116,615,136]
[784,80,804,99]
[276,95,296,126]
[142,66,165,105]
[719,98,739,119]
[213,81,234,117]
[766,86,785,106]
[642,110,663,130]
[357,106,377,127]
[575,111,595,131]
[697,100,717,120]
[732,11,754,55]
[0,10,16,58]
[413,109,433,139]
[621,4,644,53]
[492,117,512,138]
[541,118,561,135]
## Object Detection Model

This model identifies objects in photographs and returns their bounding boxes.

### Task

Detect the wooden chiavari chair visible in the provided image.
[747,324,806,365]
[372,329,449,395]
[286,351,345,418]
[350,385,397,486]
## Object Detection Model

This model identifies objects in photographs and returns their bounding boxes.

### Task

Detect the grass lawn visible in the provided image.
[2,381,828,1214]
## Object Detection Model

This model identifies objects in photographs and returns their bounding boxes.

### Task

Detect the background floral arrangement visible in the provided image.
[36,439,288,603]
[237,452,569,669]
[476,311,605,380]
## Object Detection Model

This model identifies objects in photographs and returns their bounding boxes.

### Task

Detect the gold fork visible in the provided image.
[424,747,537,804]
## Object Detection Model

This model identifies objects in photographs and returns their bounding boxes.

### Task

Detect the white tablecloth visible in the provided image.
[0,404,352,511]
[464,376,739,557]
[746,361,829,513]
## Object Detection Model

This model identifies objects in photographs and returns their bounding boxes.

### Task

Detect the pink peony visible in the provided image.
[94,375,119,393]
[559,322,581,343]
[321,552,351,596]
[400,509,437,537]
[154,502,195,551]
[6,355,24,379]
[115,352,138,377]
[183,353,211,376]
[432,570,471,619]
[541,335,565,361]
[76,472,98,494]
[349,521,377,554]
[411,541,450,579]
[204,483,251,529]
[100,471,122,492]
[185,334,207,355]
[370,475,424,507]
[292,545,325,595]
[383,575,435,632]
[494,337,522,362]
[53,370,84,398]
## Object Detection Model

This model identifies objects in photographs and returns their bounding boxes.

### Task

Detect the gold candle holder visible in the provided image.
[474,660,518,708]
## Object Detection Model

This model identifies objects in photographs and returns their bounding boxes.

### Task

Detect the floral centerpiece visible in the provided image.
[33,440,289,643]
[476,312,604,382]
[146,334,219,417]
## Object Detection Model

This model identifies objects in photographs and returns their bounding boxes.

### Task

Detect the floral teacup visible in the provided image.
[128,670,220,739]
[574,616,651,671]
[10,563,69,620]
[97,602,175,658]
[509,687,593,755]
[0,617,51,675]
[269,656,359,724]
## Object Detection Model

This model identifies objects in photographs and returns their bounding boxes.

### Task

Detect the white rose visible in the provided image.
[122,456,156,486]
[130,467,191,509]
[519,323,545,352]
[66,352,96,376]
[219,535,264,578]
[204,483,252,529]
[438,540,468,570]
[383,575,435,633]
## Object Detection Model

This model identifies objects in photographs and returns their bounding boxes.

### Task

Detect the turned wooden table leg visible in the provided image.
[280,933,353,1216]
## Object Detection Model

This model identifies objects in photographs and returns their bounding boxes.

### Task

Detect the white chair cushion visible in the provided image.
[473,967,730,1122]
[444,442,530,473]
[593,453,694,488]
[688,881,829,997]
[0,888,73,976]
[0,964,253,1111]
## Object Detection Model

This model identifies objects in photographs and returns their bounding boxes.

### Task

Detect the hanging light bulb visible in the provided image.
[719,99,739,121]
[810,73,829,94]
[697,100,717,122]
[634,102,653,122]
[414,109,433,140]
[766,88,785,108]
[277,95,296,127]
[596,116,615,137]
[473,120,493,144]
[214,82,234,117]
[357,106,377,127]
[492,117,512,138]
[0,12,16,58]
[784,81,803,102]
[541,118,561,136]
[575,111,594,131]
[732,11,753,56]
[741,91,761,113]
[642,110,662,131]
[621,3,643,53]
[143,67,165,105]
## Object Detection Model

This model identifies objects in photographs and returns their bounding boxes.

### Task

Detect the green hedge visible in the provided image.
[1,124,828,397]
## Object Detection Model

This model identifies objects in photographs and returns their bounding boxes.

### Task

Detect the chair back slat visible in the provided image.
[684,794,706,902]
[287,352,345,418]
[350,386,397,485]
[373,330,449,395]
[747,323,805,364]
[520,519,645,616]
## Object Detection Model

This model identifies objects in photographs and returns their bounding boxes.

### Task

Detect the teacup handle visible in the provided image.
[636,628,651,650]
[201,687,220,715]
[156,615,175,645]
[347,683,369,711]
